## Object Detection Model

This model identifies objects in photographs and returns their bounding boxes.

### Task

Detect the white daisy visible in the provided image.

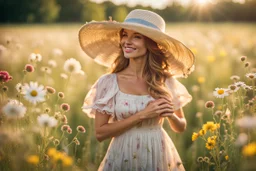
[40,66,52,74]
[22,81,46,105]
[228,84,239,93]
[230,75,240,81]
[15,83,23,92]
[37,114,58,127]
[2,99,26,119]
[245,73,256,79]
[243,85,253,90]
[235,81,246,88]
[213,88,229,98]
[52,48,63,57]
[29,53,42,62]
[48,59,57,68]
[63,58,82,74]
[235,133,248,147]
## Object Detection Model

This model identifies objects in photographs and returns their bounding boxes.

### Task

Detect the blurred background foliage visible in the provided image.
[0,0,256,23]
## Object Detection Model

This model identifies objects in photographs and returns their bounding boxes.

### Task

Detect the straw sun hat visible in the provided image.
[79,9,195,77]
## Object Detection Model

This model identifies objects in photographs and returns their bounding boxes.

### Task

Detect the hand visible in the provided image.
[139,96,174,120]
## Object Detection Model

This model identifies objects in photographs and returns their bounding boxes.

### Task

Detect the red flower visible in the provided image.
[0,71,12,83]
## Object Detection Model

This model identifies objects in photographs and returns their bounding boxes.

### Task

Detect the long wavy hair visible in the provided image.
[110,29,173,99]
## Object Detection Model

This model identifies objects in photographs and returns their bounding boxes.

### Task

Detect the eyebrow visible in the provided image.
[122,31,142,35]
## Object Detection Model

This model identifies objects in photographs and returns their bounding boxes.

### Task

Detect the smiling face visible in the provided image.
[120,29,147,59]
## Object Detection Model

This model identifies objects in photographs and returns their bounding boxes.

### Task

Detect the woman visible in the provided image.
[79,9,195,171]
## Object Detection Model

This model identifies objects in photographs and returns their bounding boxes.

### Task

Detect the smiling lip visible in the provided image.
[124,47,136,53]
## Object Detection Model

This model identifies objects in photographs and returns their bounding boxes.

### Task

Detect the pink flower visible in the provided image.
[0,71,12,83]
[60,103,70,112]
[25,64,34,72]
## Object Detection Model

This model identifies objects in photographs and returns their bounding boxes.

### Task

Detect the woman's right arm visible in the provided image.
[95,98,172,142]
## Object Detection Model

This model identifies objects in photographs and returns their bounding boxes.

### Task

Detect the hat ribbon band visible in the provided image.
[124,18,160,31]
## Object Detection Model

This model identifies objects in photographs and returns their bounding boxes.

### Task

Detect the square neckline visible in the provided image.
[113,73,151,97]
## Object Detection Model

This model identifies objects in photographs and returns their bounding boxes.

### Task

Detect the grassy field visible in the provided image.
[0,23,255,171]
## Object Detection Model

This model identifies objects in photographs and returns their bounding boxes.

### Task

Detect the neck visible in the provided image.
[126,55,147,78]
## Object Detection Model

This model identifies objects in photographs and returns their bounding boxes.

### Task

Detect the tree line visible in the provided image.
[0,0,256,23]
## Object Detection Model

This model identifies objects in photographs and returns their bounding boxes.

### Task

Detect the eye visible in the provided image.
[134,35,142,39]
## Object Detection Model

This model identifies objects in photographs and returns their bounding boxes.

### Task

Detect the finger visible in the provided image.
[159,96,172,103]
[158,104,173,110]
[158,108,174,114]
[156,100,174,107]
[161,113,174,117]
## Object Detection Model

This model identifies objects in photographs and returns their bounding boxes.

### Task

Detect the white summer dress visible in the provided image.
[82,73,192,171]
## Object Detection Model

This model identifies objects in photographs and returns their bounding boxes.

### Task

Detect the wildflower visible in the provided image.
[61,125,70,132]
[61,103,70,112]
[26,155,39,165]
[15,83,23,92]
[198,129,206,136]
[245,62,250,67]
[214,110,223,117]
[46,86,56,94]
[58,92,65,99]
[53,139,60,146]
[77,125,86,133]
[203,122,217,132]
[45,108,51,113]
[197,77,205,84]
[205,101,215,108]
[41,66,52,74]
[74,139,80,145]
[242,142,256,157]
[243,85,253,91]
[37,114,58,127]
[2,100,26,119]
[61,115,68,124]
[236,116,256,129]
[52,48,63,57]
[48,59,57,68]
[0,71,12,83]
[225,155,229,160]
[230,75,240,82]
[203,157,210,163]
[29,53,42,62]
[2,86,8,92]
[207,55,215,63]
[22,81,46,105]
[47,148,57,157]
[62,156,73,167]
[235,81,246,88]
[240,56,247,61]
[63,58,82,74]
[191,85,199,92]
[206,140,216,150]
[235,133,248,146]
[192,132,199,141]
[207,136,217,142]
[245,73,256,79]
[60,73,68,79]
[25,64,34,72]
[213,88,229,98]
[197,157,204,162]
[67,127,72,134]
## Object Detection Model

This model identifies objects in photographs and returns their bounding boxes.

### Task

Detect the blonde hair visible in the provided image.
[110,29,172,99]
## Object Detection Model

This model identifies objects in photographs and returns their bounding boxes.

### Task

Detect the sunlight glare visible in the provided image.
[196,0,211,5]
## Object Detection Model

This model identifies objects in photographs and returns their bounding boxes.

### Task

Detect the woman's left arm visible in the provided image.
[166,108,187,133]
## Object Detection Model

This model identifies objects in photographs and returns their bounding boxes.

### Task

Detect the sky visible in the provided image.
[91,0,246,9]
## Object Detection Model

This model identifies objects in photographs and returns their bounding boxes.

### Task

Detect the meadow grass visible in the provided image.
[0,23,255,171]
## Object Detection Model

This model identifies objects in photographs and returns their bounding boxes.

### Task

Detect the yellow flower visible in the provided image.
[52,151,64,162]
[242,142,256,157]
[203,122,217,132]
[197,77,205,84]
[199,129,206,136]
[207,55,215,63]
[192,132,199,141]
[207,136,217,142]
[62,156,73,167]
[26,155,39,165]
[206,141,216,150]
[225,155,229,160]
[47,148,57,157]
[219,49,227,57]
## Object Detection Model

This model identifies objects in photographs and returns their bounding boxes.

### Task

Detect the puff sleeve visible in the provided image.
[82,74,118,118]
[165,77,192,110]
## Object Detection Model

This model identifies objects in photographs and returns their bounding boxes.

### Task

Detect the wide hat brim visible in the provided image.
[79,21,195,77]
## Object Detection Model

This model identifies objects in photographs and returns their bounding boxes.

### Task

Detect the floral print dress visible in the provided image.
[82,73,192,171]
